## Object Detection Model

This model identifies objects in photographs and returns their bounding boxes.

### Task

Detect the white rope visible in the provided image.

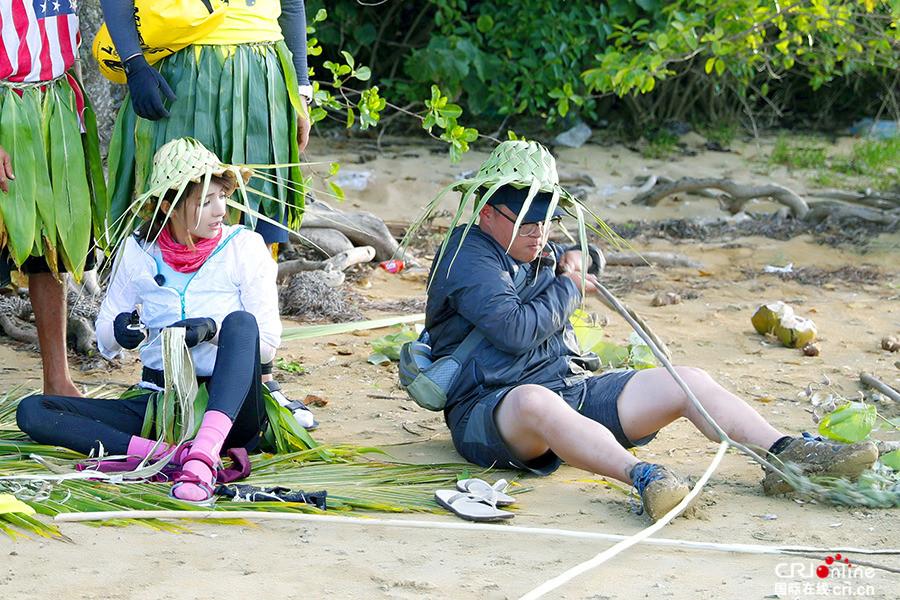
[519,442,728,600]
[53,508,900,558]
[517,281,794,599]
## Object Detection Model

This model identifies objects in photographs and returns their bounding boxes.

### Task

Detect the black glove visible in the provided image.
[113,311,146,350]
[124,55,176,120]
[168,317,217,348]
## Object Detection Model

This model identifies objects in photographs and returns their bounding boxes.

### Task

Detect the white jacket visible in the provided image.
[96,225,281,377]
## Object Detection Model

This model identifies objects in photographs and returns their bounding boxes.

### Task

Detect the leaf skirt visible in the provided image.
[0,76,106,280]
[107,41,305,238]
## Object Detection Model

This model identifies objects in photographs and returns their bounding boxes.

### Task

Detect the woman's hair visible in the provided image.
[137,174,233,242]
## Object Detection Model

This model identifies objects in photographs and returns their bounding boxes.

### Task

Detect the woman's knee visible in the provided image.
[221,311,258,333]
[16,395,47,438]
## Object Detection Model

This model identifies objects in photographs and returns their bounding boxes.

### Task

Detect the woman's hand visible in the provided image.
[113,311,147,350]
[168,317,217,348]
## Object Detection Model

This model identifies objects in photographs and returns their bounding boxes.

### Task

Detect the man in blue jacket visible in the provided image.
[423,142,878,521]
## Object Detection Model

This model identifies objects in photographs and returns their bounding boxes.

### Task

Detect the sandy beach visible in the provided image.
[2,136,899,599]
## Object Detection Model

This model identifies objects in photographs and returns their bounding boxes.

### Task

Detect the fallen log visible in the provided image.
[301,199,400,261]
[292,227,354,256]
[804,202,899,226]
[277,245,375,282]
[605,251,701,268]
[0,313,38,345]
[633,176,810,219]
[809,189,900,211]
[860,372,900,404]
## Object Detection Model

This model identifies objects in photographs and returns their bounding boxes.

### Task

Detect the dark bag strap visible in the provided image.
[449,265,529,364]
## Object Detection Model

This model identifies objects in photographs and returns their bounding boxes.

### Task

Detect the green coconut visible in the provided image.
[752,302,817,349]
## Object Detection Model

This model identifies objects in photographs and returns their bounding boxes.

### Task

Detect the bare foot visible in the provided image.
[43,380,82,398]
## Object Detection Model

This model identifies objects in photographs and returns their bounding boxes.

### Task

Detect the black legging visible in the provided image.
[16,311,266,456]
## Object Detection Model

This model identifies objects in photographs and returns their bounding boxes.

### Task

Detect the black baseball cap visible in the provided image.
[485,184,565,223]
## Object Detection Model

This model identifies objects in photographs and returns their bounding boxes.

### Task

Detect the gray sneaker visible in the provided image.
[630,462,690,521]
[762,437,878,495]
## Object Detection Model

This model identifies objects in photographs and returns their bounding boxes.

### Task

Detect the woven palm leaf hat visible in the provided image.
[146,137,251,201]
[107,137,254,248]
[400,139,621,271]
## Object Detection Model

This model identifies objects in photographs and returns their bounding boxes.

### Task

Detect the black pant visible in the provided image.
[16,311,266,456]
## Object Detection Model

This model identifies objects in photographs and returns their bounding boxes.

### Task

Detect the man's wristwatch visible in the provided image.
[298,84,313,104]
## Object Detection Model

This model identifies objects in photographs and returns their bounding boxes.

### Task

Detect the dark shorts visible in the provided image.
[450,369,657,476]
[0,248,97,287]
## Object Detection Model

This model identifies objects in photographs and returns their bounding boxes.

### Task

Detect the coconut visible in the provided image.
[752,302,817,348]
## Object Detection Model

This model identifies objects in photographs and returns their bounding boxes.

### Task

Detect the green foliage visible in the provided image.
[641,130,680,159]
[882,449,900,470]
[368,326,420,365]
[306,1,898,135]
[583,0,900,98]
[831,136,900,190]
[571,310,658,370]
[276,357,307,375]
[701,121,739,146]
[772,135,900,191]
[305,7,479,162]
[818,401,877,443]
[770,136,828,169]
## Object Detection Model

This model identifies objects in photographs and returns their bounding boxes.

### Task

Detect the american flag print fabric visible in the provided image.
[0,0,81,83]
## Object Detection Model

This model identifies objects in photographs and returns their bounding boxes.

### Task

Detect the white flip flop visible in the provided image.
[455,478,516,506]
[434,490,514,522]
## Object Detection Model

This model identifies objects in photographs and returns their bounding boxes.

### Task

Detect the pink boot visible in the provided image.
[172,411,233,503]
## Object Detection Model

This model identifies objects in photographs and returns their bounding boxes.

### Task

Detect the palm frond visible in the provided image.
[281,314,425,341]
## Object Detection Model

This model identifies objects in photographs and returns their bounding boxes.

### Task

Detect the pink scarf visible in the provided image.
[157,227,222,273]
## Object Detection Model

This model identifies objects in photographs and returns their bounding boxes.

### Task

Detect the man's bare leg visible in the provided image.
[616,366,783,451]
[29,273,80,397]
[495,367,785,484]
[495,384,641,483]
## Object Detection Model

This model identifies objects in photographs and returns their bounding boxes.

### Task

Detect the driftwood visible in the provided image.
[0,313,38,345]
[809,189,900,211]
[300,199,400,261]
[293,228,354,256]
[803,202,899,226]
[605,251,700,268]
[67,315,96,355]
[860,372,900,404]
[633,176,810,219]
[277,245,375,283]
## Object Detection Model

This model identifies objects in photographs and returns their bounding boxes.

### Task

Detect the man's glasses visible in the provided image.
[493,206,561,237]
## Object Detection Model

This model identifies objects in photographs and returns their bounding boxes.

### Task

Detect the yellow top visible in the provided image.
[198,0,284,45]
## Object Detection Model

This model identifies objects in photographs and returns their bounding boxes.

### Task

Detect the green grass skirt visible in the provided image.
[107,41,306,238]
[0,77,106,278]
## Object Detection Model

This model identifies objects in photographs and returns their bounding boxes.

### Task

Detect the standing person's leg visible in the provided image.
[16,392,151,455]
[29,272,80,397]
[174,311,265,501]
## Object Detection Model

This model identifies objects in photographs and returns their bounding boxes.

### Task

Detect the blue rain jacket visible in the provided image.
[424,225,592,431]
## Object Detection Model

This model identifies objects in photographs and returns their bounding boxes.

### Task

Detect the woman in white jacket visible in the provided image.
[17,139,282,503]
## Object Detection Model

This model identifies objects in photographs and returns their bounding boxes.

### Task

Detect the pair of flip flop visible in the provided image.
[435,478,516,522]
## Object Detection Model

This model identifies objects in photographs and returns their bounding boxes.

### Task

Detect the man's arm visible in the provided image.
[279,0,312,151]
[100,0,176,120]
[0,146,14,193]
[449,263,582,355]
[278,0,310,86]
